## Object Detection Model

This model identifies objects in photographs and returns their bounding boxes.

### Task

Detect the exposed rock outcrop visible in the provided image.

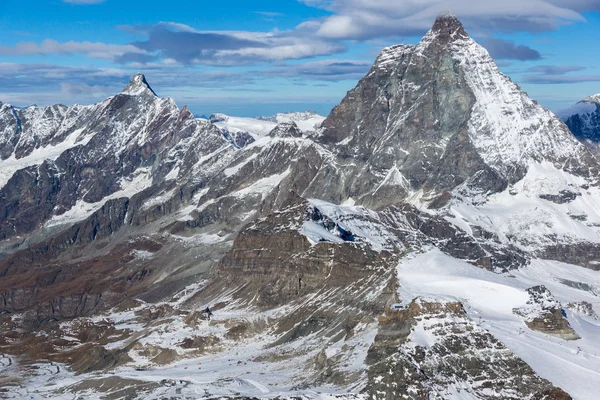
[366,299,570,399]
[514,286,580,340]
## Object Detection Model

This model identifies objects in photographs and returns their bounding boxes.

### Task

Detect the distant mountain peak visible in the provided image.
[583,94,600,104]
[559,93,600,149]
[122,73,157,97]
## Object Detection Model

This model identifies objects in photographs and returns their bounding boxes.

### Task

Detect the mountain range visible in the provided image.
[1,15,599,400]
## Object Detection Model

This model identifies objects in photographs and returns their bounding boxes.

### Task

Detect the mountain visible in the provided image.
[559,94,600,152]
[211,111,326,138]
[1,15,600,400]
[313,15,596,207]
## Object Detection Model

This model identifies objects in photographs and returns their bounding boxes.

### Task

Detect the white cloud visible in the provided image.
[298,0,596,40]
[117,22,346,65]
[0,40,146,59]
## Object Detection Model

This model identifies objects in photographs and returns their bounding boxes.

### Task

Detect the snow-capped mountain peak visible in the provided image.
[2,15,600,400]
[559,94,600,150]
[121,73,157,97]
[420,14,469,47]
[317,13,595,211]
[583,93,600,104]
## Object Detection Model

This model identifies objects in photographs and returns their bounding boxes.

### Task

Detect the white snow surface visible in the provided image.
[212,114,277,137]
[0,127,95,189]
[449,161,600,251]
[301,199,403,252]
[272,111,326,132]
[447,35,587,171]
[212,112,325,138]
[397,249,600,400]
[556,101,597,120]
[583,94,600,104]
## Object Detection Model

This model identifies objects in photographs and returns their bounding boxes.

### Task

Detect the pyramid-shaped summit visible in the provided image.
[122,73,157,96]
[427,14,469,44]
[314,15,595,208]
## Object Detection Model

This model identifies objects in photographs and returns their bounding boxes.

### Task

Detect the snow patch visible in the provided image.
[46,167,153,228]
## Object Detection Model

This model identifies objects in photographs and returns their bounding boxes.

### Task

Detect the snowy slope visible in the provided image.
[440,22,589,174]
[449,161,600,252]
[211,111,325,138]
[397,249,600,400]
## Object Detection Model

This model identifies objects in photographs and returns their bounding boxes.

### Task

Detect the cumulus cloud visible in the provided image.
[298,0,596,40]
[0,21,345,67]
[481,39,542,61]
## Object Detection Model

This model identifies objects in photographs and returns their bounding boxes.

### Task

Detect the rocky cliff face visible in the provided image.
[513,286,580,340]
[0,74,225,242]
[1,14,599,400]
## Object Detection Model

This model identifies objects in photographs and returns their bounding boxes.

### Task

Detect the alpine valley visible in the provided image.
[1,15,600,400]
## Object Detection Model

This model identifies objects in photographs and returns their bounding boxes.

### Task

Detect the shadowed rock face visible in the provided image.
[560,96,600,152]
[213,195,399,309]
[0,77,226,242]
[315,20,488,205]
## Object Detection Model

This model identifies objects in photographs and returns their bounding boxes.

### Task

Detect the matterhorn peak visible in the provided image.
[122,73,157,96]
[423,14,469,46]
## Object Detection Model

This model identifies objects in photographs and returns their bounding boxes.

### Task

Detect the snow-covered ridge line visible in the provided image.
[211,111,325,139]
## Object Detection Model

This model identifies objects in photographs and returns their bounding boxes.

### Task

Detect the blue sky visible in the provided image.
[0,0,599,117]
